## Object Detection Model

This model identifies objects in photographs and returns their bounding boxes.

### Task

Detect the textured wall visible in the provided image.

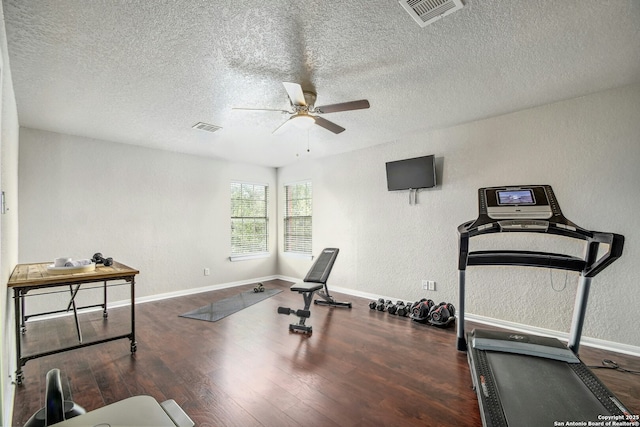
[18,129,278,312]
[277,83,640,347]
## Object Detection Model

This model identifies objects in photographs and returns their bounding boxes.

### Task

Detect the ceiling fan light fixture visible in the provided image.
[292,114,316,129]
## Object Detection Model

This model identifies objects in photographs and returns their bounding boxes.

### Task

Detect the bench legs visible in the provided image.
[314,284,353,308]
[278,285,352,333]
[278,290,318,334]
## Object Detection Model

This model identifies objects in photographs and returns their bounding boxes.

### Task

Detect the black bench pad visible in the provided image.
[290,282,324,293]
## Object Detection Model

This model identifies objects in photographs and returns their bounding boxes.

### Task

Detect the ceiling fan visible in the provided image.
[233,82,370,134]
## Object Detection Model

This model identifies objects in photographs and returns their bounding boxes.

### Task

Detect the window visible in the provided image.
[284,181,312,254]
[231,182,268,257]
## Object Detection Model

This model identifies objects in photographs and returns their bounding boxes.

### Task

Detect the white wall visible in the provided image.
[18,129,278,312]
[277,83,640,348]
[0,2,20,424]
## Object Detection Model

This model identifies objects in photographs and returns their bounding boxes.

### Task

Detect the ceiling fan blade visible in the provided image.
[315,99,370,114]
[282,82,307,106]
[272,116,296,134]
[232,107,291,113]
[314,116,346,134]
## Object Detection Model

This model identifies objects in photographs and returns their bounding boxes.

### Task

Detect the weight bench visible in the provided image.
[277,248,352,333]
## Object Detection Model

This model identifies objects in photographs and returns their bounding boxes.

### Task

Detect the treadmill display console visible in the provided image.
[485,186,553,220]
[497,189,535,205]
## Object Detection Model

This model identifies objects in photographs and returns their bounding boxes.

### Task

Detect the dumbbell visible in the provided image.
[408,299,426,314]
[376,299,392,311]
[369,298,384,310]
[387,302,398,315]
[91,252,113,267]
[384,300,397,312]
[428,302,456,327]
[411,299,436,323]
[396,302,412,317]
[397,301,414,317]
[388,301,405,315]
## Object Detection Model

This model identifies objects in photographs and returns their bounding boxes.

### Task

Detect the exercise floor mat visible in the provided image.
[179,288,282,322]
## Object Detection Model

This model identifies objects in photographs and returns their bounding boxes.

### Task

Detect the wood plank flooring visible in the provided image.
[11,279,640,426]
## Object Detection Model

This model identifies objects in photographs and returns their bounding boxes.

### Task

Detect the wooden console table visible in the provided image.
[7,261,139,384]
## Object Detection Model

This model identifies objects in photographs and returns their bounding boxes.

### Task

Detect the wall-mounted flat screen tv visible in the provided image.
[386,155,436,191]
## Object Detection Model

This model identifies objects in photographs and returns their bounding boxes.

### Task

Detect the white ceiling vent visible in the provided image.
[399,0,464,27]
[192,122,222,133]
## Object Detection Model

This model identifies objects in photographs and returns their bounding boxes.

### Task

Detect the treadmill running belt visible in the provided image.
[487,352,608,426]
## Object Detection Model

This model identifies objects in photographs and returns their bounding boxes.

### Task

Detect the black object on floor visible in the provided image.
[23,368,86,427]
[179,288,282,322]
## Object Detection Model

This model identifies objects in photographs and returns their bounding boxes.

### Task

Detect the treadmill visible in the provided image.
[457,185,632,427]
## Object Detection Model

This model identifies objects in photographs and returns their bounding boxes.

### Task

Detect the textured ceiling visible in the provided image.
[3,0,640,167]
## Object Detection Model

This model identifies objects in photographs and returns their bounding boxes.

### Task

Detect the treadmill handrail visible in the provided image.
[583,231,624,277]
[466,250,586,272]
[458,222,624,277]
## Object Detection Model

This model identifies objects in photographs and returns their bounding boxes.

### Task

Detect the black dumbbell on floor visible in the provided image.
[388,300,406,315]
[377,299,393,311]
[369,298,384,310]
[396,301,409,317]
[376,299,387,311]
[387,302,399,315]
[398,301,414,317]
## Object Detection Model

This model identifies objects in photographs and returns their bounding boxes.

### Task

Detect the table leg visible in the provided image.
[130,276,137,353]
[20,292,26,334]
[14,289,24,385]
[69,285,83,343]
[103,280,108,318]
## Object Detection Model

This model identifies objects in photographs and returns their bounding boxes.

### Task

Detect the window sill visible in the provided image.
[283,252,313,261]
[229,252,270,262]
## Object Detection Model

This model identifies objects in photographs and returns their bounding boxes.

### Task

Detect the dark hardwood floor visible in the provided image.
[11,279,640,426]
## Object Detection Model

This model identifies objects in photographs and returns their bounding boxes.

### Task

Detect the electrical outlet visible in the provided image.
[204,268,210,276]
[422,280,436,291]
